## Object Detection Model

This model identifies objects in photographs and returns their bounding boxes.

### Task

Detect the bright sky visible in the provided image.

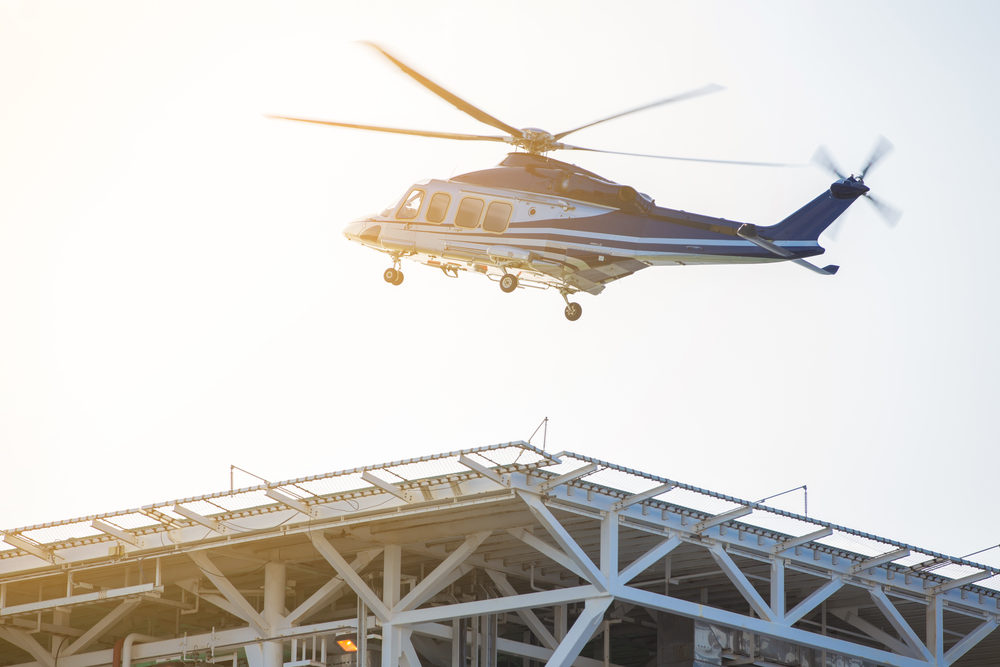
[2,1,998,566]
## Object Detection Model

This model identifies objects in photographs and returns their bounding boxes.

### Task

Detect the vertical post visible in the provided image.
[770,558,785,620]
[383,544,401,667]
[602,621,610,667]
[384,544,401,608]
[927,594,944,665]
[600,511,619,587]
[262,562,286,667]
[358,597,368,667]
[664,556,671,596]
[452,619,462,667]
[821,601,827,666]
[381,625,397,667]
[555,606,568,640]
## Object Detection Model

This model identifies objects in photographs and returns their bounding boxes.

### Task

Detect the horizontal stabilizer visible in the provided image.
[737,224,839,276]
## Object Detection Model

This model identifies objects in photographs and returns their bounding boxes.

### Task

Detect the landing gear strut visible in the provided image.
[560,290,582,321]
[499,273,518,293]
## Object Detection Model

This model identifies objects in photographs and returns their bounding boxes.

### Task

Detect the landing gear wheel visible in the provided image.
[564,302,583,321]
[499,274,518,293]
[383,268,401,285]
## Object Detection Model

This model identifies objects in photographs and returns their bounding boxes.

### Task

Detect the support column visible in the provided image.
[263,562,286,667]
[383,544,403,666]
[926,595,944,666]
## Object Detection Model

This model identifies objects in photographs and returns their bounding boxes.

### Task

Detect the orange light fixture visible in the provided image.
[337,639,358,652]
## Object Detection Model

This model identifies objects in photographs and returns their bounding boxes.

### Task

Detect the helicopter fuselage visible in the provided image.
[343,153,847,299]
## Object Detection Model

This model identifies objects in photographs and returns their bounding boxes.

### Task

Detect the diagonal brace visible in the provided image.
[708,543,773,621]
[310,533,391,621]
[396,532,490,611]
[286,548,381,625]
[188,551,268,633]
[518,492,606,590]
[618,536,681,584]
[870,587,933,661]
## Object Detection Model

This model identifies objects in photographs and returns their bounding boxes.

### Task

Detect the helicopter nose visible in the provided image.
[343,220,366,240]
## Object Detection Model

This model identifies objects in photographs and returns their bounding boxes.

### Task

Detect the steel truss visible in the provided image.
[0,443,998,667]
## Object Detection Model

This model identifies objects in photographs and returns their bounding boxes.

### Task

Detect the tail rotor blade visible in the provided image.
[812,146,846,179]
[866,193,902,226]
[860,135,894,179]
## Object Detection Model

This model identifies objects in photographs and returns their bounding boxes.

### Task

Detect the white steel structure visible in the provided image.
[1,442,998,667]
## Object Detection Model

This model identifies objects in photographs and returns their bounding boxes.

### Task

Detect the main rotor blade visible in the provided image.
[362,42,524,139]
[557,143,798,167]
[860,135,894,179]
[268,116,509,143]
[553,84,724,141]
[812,146,846,179]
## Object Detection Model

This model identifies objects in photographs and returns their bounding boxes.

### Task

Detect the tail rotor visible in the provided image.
[814,136,901,238]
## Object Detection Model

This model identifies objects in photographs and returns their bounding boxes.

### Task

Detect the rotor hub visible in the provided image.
[516,127,559,154]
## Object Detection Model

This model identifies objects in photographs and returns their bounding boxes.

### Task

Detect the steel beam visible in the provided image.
[362,471,415,503]
[708,543,774,622]
[832,608,914,657]
[264,488,313,516]
[506,527,588,581]
[771,558,786,619]
[772,528,833,554]
[927,593,944,666]
[849,548,911,575]
[692,506,753,534]
[0,532,61,564]
[484,570,558,649]
[459,455,506,485]
[617,585,931,667]
[545,597,612,667]
[172,504,223,532]
[869,587,932,661]
[618,536,681,584]
[517,492,606,590]
[945,618,999,665]
[91,520,143,547]
[410,622,616,667]
[286,548,381,626]
[538,464,601,493]
[783,577,843,626]
[63,597,143,655]
[0,583,159,617]
[929,570,992,595]
[610,483,675,512]
[392,585,605,626]
[0,627,55,667]
[309,534,391,621]
[188,551,268,634]
[396,532,489,611]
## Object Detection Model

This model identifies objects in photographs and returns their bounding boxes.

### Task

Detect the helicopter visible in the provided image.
[273,43,898,321]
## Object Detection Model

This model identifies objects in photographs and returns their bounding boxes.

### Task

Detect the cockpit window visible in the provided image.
[426,192,451,223]
[396,189,424,220]
[455,197,484,228]
[483,201,513,233]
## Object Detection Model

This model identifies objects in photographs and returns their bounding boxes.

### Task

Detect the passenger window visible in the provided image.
[426,192,451,223]
[455,197,484,228]
[396,189,424,220]
[483,201,513,233]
